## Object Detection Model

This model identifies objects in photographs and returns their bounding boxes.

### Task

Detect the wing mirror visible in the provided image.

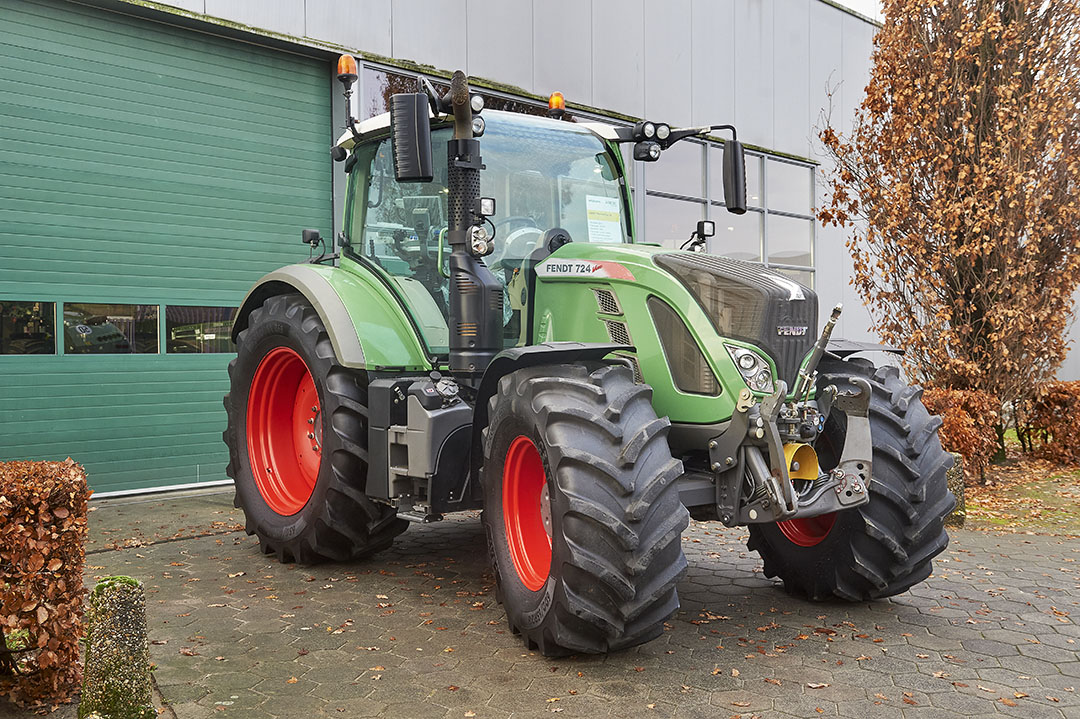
[723,139,747,215]
[389,93,433,183]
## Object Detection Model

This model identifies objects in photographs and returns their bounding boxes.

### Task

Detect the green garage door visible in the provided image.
[0,0,333,494]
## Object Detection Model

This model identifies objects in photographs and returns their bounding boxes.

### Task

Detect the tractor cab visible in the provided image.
[340,111,632,352]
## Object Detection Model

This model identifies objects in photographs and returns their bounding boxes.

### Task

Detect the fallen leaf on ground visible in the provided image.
[807,683,830,689]
[287,677,298,684]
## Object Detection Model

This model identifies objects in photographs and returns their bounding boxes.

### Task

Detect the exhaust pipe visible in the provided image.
[443,71,503,380]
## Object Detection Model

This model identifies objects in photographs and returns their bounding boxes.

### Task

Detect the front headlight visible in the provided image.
[725,345,774,392]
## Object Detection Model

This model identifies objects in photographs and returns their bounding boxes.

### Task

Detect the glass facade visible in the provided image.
[648,143,816,288]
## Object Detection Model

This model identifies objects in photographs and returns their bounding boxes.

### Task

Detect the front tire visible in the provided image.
[481,364,688,656]
[223,294,407,564]
[747,359,955,600]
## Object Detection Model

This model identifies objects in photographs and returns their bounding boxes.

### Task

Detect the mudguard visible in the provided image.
[231,264,433,371]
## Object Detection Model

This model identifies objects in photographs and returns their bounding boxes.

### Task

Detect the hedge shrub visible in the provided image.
[922,388,999,480]
[1029,381,1080,464]
[0,459,90,708]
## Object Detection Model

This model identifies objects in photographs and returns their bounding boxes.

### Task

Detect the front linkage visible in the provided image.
[708,304,871,528]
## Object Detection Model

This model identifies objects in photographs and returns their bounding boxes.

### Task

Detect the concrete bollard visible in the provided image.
[78,577,154,719]
[945,452,965,528]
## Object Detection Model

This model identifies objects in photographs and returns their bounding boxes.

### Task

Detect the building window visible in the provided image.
[63,303,158,354]
[166,306,238,353]
[1,301,55,355]
[644,143,817,289]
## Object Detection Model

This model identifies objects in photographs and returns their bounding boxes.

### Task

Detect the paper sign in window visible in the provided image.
[586,195,622,244]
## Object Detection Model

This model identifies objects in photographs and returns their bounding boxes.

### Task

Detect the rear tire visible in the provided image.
[481,364,688,656]
[747,359,955,600]
[223,294,407,564]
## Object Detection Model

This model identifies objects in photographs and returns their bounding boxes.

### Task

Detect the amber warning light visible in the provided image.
[337,54,358,86]
[547,91,565,119]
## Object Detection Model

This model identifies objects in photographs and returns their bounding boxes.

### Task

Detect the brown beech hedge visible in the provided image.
[1031,381,1080,464]
[0,459,90,707]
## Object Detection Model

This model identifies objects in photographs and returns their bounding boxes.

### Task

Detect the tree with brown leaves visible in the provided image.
[819,0,1080,410]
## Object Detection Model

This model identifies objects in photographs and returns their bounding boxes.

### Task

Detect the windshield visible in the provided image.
[346,112,630,353]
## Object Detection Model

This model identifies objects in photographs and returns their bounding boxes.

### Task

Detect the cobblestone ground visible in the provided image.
[67,491,1080,718]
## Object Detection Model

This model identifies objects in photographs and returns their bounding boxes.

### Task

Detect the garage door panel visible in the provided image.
[0,0,333,494]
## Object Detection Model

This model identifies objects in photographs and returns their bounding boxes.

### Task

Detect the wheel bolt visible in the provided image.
[307,418,314,424]
[307,432,315,439]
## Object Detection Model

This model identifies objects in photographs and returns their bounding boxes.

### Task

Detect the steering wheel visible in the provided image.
[494,216,540,235]
[491,225,544,271]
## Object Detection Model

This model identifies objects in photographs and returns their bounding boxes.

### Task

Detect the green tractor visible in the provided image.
[224,60,954,656]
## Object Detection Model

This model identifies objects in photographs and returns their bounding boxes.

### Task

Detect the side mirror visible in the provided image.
[723,139,747,215]
[389,93,433,183]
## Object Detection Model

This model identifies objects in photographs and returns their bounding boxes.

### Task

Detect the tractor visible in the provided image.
[224,57,955,656]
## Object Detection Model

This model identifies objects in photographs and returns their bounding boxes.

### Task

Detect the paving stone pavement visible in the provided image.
[66,491,1080,718]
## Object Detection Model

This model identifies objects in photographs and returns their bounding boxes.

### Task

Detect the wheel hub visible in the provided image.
[246,347,322,516]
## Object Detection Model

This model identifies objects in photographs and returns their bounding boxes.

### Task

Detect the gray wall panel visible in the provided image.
[1060,291,1080,381]
[467,0,533,90]
[203,0,304,36]
[732,0,774,149]
[391,0,467,75]
[644,0,692,128]
[690,0,734,130]
[840,13,873,137]
[533,0,591,104]
[306,0,393,58]
[592,0,644,118]
[772,0,811,157]
[807,0,844,153]
[166,0,204,12]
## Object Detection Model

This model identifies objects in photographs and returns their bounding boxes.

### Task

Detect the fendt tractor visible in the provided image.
[224,56,955,655]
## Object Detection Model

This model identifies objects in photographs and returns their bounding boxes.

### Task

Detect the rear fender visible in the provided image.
[231,264,433,371]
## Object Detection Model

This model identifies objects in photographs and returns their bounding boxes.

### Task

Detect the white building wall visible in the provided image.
[108,0,1079,376]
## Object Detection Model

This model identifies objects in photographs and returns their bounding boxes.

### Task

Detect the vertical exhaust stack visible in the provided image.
[444,71,503,381]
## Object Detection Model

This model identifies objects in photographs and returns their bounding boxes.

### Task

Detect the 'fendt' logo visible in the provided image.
[777,326,809,336]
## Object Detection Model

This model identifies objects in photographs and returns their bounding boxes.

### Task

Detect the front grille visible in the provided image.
[654,253,817,385]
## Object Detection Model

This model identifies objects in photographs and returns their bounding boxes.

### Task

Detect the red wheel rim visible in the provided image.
[777,513,837,547]
[246,347,322,516]
[502,436,552,591]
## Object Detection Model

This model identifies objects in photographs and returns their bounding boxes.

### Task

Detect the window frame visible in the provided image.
[641,140,817,288]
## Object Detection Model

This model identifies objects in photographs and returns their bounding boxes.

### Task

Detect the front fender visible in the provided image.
[232,264,433,371]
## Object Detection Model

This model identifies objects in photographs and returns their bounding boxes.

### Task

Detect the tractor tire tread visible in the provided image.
[748,357,955,601]
[223,293,407,565]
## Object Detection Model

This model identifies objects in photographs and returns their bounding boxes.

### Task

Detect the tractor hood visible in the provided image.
[532,242,818,387]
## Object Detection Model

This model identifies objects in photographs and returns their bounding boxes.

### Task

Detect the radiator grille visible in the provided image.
[654,253,817,384]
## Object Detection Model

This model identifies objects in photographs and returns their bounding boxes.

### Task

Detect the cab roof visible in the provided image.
[333,109,621,151]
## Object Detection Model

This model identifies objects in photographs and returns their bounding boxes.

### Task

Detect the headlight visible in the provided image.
[725,345,773,393]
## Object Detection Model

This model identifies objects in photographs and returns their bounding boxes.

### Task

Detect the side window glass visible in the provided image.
[356,137,451,353]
